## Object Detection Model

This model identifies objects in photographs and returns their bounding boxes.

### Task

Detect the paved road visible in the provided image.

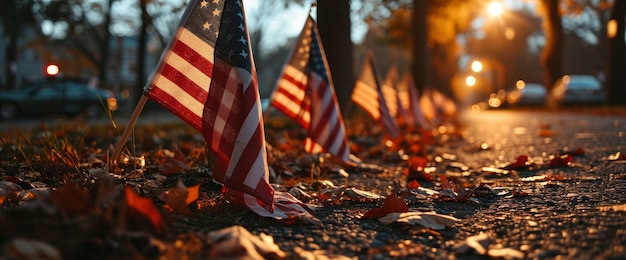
[252,109,626,259]
[448,110,626,259]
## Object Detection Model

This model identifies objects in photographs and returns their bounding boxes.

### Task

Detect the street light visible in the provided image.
[471,61,483,73]
[466,76,477,87]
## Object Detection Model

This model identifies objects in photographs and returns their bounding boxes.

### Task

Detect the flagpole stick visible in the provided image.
[110,94,149,167]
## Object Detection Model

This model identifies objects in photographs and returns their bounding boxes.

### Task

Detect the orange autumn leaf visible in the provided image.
[361,192,408,219]
[124,187,165,234]
[186,183,200,205]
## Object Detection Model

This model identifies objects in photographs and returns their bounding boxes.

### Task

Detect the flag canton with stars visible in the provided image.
[308,24,328,82]
[186,0,251,72]
[288,18,328,82]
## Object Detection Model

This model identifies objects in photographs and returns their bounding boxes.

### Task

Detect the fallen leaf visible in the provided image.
[378,212,459,230]
[407,180,420,189]
[439,174,455,191]
[49,182,89,216]
[162,180,194,216]
[361,192,408,219]
[343,187,383,201]
[294,246,354,260]
[548,154,573,167]
[185,183,200,205]
[598,204,626,212]
[488,247,525,259]
[206,225,286,259]
[6,238,61,260]
[124,187,166,235]
[408,156,428,169]
[5,176,35,190]
[501,155,534,170]
[455,233,492,255]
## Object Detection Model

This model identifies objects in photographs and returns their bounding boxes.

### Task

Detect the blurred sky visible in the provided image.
[243,0,368,50]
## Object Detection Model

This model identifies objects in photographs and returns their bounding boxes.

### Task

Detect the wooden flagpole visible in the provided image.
[110,94,149,167]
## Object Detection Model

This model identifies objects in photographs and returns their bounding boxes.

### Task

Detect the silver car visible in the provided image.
[547,75,606,106]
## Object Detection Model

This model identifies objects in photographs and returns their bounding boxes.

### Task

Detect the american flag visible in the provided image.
[398,73,429,129]
[351,51,401,139]
[270,16,351,163]
[382,65,400,119]
[144,0,309,218]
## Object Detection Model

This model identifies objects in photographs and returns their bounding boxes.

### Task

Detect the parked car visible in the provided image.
[547,75,606,106]
[508,83,547,106]
[0,79,117,120]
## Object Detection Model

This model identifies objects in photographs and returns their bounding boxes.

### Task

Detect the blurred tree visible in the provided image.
[33,0,115,87]
[607,0,626,104]
[136,0,150,105]
[361,0,479,99]
[538,0,564,93]
[317,0,354,113]
[468,9,543,88]
[0,0,37,89]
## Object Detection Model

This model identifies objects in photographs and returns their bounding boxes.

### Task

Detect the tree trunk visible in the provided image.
[98,0,113,89]
[5,32,17,90]
[317,0,354,114]
[136,0,150,105]
[412,0,428,94]
[608,0,626,104]
[539,0,564,93]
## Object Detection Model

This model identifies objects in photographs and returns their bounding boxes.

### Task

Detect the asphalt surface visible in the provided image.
[2,108,626,259]
[249,109,626,259]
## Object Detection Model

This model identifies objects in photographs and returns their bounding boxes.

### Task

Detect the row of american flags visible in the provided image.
[141,0,456,219]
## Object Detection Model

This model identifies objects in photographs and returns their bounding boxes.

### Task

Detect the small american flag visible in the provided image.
[398,73,430,129]
[144,0,309,218]
[270,16,351,163]
[351,51,401,139]
[382,65,400,119]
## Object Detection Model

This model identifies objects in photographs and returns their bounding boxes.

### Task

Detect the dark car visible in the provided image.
[0,79,117,120]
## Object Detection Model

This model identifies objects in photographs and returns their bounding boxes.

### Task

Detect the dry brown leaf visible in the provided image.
[207,225,286,259]
[378,212,459,230]
[49,182,89,216]
[598,204,626,212]
[488,247,525,259]
[5,238,61,260]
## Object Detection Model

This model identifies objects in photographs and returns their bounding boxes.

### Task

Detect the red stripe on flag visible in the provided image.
[147,85,203,130]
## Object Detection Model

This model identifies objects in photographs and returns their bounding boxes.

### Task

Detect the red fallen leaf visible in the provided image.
[404,168,435,182]
[5,176,34,190]
[49,182,89,216]
[361,192,408,219]
[501,155,534,170]
[548,154,573,167]
[408,156,428,169]
[439,174,455,191]
[563,147,585,156]
[408,180,420,189]
[124,187,166,235]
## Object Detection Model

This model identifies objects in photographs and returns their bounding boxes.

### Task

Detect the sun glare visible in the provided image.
[487,2,503,17]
